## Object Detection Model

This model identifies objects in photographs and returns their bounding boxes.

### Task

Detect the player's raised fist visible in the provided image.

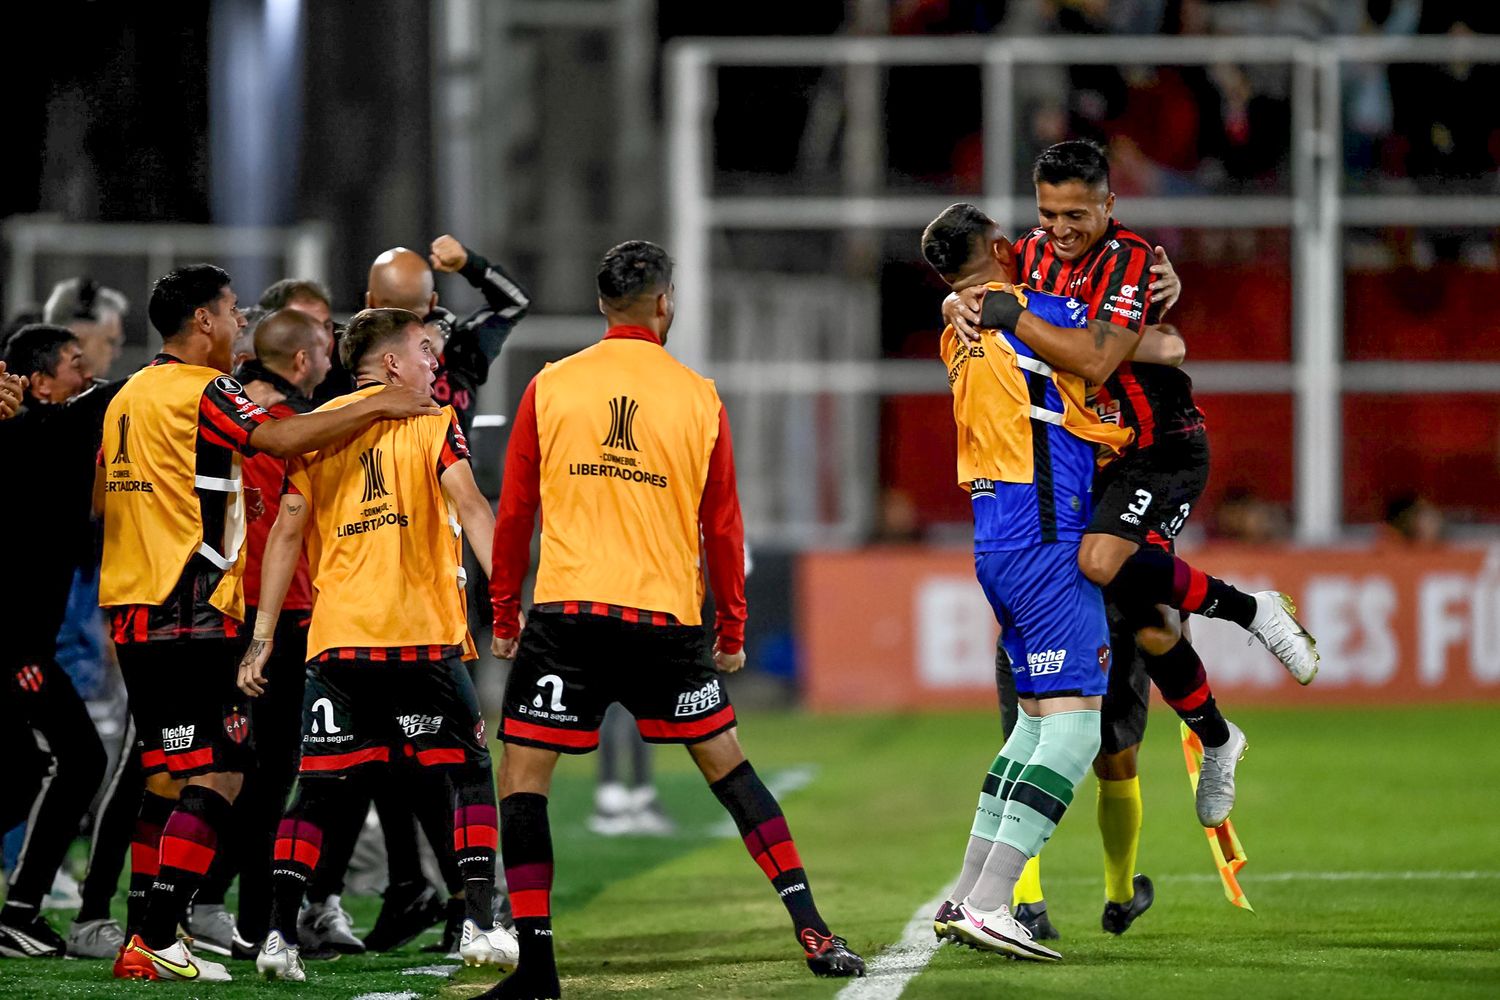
[429,234,469,273]
[370,383,443,419]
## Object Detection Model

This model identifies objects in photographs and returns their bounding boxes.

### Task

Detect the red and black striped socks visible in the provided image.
[1112,548,1257,627]
[142,786,232,949]
[452,766,500,927]
[1143,637,1231,748]
[126,792,175,939]
[709,760,830,942]
[500,792,558,984]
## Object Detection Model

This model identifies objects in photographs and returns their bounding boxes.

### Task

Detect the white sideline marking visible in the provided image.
[400,963,461,975]
[708,765,820,838]
[834,888,951,1000]
[1043,870,1500,885]
[351,993,421,1000]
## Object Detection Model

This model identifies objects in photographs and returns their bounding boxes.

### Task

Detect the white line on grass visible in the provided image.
[350,993,421,1000]
[834,888,952,1000]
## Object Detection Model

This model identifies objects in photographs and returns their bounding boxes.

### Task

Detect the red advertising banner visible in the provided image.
[798,545,1500,710]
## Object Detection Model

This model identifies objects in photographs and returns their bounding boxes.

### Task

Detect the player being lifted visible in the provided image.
[482,242,864,999]
[102,266,439,983]
[238,308,518,982]
[942,141,1317,936]
[920,203,1179,960]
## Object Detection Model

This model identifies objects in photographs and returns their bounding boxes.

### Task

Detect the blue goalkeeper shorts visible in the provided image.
[976,543,1111,700]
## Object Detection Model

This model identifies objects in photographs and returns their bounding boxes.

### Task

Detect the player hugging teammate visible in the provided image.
[924,140,1319,961]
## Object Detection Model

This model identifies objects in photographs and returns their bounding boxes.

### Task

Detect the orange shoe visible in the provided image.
[112,934,232,981]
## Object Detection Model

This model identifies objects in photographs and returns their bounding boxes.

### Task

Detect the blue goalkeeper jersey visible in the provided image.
[971,288,1097,553]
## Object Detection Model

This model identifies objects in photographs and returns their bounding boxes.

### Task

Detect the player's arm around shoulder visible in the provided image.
[1132,324,1186,367]
[441,457,494,581]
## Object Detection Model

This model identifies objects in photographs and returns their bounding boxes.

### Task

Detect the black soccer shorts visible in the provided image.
[117,638,255,779]
[1089,432,1210,551]
[298,653,491,774]
[501,610,736,755]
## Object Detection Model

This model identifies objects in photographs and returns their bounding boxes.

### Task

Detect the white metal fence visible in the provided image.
[667,34,1500,545]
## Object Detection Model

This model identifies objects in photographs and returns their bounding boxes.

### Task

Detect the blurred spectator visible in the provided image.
[1383,493,1445,547]
[42,278,129,380]
[874,487,923,543]
[1213,488,1289,544]
[232,305,268,370]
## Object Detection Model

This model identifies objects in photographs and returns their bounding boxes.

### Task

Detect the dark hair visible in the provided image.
[258,278,332,311]
[3,324,78,380]
[1384,492,1424,526]
[148,264,233,339]
[921,203,994,279]
[1033,139,1111,190]
[597,241,672,306]
[340,307,422,370]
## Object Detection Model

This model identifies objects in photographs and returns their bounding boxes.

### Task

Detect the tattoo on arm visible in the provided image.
[286,502,304,515]
[1089,319,1122,350]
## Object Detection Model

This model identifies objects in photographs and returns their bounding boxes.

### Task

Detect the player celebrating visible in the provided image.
[483,241,864,999]
[920,203,1162,961]
[942,141,1317,933]
[102,266,439,983]
[238,307,517,983]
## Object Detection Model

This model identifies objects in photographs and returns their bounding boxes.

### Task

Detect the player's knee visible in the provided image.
[145,772,184,800]
[1135,618,1181,657]
[688,728,746,785]
[1078,544,1120,587]
[189,770,244,803]
[1092,746,1139,780]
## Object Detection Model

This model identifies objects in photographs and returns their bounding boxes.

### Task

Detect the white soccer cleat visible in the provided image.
[256,930,306,982]
[1196,721,1248,827]
[116,935,233,982]
[458,918,520,969]
[949,902,1061,961]
[1249,591,1319,685]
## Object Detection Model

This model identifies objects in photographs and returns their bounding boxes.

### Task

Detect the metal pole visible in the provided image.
[982,48,1017,230]
[667,44,711,372]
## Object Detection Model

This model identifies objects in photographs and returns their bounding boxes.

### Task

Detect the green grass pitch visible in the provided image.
[3,704,1498,998]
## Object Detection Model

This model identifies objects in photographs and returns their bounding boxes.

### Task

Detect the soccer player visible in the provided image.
[238,307,518,983]
[484,241,864,999]
[102,265,440,983]
[920,204,1152,961]
[943,140,1316,929]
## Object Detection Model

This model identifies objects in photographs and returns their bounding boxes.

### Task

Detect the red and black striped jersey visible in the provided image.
[107,355,272,643]
[1013,220,1203,451]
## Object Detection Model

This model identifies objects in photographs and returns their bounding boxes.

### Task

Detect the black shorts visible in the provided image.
[1090,432,1210,551]
[501,611,736,755]
[994,614,1149,756]
[299,654,490,774]
[117,638,254,779]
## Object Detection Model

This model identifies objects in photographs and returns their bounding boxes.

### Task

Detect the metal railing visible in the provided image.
[666,34,1500,545]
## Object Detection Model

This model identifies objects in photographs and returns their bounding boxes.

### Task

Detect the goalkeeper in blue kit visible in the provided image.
[918,203,1181,961]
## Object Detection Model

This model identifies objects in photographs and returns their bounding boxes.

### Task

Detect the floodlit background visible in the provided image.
[5,0,1499,713]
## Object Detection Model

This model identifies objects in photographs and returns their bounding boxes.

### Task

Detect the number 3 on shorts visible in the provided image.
[1126,489,1153,516]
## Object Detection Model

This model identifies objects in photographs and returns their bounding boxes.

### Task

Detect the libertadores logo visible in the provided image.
[601,395,640,451]
[112,414,132,464]
[359,447,390,502]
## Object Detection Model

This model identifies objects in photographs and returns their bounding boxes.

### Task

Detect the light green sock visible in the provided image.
[997,710,1101,858]
[968,710,1100,912]
[952,711,1040,902]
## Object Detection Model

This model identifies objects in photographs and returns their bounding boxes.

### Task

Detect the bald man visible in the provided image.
[366,234,530,436]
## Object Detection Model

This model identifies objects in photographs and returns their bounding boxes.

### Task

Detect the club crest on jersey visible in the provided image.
[1098,645,1111,674]
[224,711,249,744]
[398,714,443,738]
[675,679,722,717]
[162,725,195,752]
[1026,650,1067,677]
[602,395,640,451]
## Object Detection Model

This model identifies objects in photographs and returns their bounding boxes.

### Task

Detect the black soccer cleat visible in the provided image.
[362,879,446,952]
[0,910,67,958]
[423,896,465,954]
[801,928,865,978]
[469,969,562,999]
[1014,901,1060,941]
[932,899,963,941]
[1101,874,1155,935]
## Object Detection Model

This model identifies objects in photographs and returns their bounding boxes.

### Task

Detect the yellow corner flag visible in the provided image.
[1181,723,1254,912]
